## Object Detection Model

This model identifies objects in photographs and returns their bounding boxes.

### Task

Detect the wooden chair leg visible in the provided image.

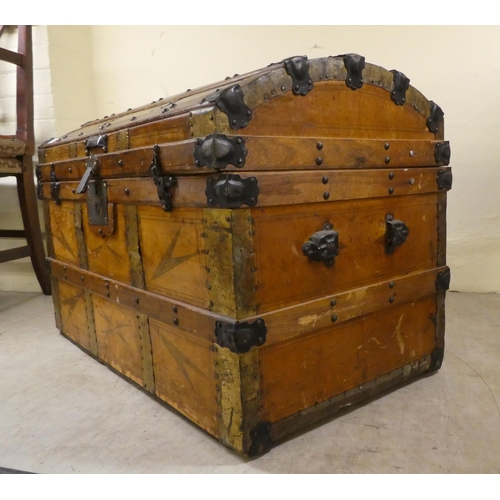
[16,155,51,295]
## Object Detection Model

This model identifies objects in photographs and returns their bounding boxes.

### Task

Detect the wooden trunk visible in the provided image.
[38,54,451,455]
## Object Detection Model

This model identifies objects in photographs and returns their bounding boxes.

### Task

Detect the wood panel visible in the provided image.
[48,202,79,265]
[92,295,144,386]
[138,206,209,308]
[252,193,438,313]
[240,81,433,140]
[260,296,436,423]
[58,281,90,350]
[83,203,131,284]
[150,318,218,436]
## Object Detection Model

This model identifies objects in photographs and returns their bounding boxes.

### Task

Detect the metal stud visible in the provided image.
[173,318,179,325]
[135,297,139,304]
[389,296,395,303]
[124,188,130,195]
[316,157,323,166]
[172,306,178,313]
[389,281,394,289]
[323,191,330,200]
[384,142,390,150]
[388,187,394,195]
[331,314,338,322]
[385,157,390,164]
[322,176,329,184]
[389,172,394,180]
[317,142,324,150]
[330,299,337,307]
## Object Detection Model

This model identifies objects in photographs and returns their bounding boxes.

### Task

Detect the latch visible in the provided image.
[76,155,99,194]
[84,134,108,155]
[206,174,259,208]
[149,145,177,212]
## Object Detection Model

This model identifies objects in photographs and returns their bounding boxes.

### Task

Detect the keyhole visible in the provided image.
[94,202,100,215]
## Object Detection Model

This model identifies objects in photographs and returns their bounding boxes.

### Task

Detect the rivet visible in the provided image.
[231,119,237,125]
[209,115,214,121]
[173,318,179,325]
[249,249,254,254]
[271,89,276,95]
[385,157,390,164]
[237,158,243,165]
[130,116,137,121]
[135,297,139,304]
[106,292,110,298]
[68,167,73,173]
[172,306,178,313]
[195,160,201,166]
[316,157,323,166]
[323,191,330,200]
[258,337,264,343]
[317,142,323,150]
[294,85,299,92]
[384,142,390,150]
[389,296,395,303]
[246,110,251,117]
[71,189,76,194]
[322,176,329,184]
[225,216,231,222]
[207,284,212,290]
[409,150,414,157]
[331,314,338,322]
[281,86,286,91]
[330,299,337,307]
[389,187,394,195]
[251,267,257,273]
[118,159,125,166]
[124,188,130,195]
[236,138,242,145]
[98,229,103,235]
[409,178,415,185]
[80,276,84,281]
[389,282,395,289]
[389,172,394,180]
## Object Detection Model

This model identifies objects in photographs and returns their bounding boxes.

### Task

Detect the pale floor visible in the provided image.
[0,291,499,474]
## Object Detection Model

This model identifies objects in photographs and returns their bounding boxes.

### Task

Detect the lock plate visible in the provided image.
[87,180,109,226]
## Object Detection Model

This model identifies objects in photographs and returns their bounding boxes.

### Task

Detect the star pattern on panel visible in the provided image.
[151,227,197,281]
[90,239,123,264]
[60,288,85,318]
[158,332,208,390]
[52,227,77,261]
[96,303,134,353]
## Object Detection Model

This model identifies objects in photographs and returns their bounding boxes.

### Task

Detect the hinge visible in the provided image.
[149,145,177,212]
[390,70,410,105]
[344,53,365,90]
[434,142,451,165]
[206,84,252,130]
[193,133,248,170]
[215,318,267,353]
[283,56,313,96]
[435,268,451,292]
[427,101,444,134]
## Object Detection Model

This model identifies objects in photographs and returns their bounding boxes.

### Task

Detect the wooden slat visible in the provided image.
[40,167,445,208]
[0,245,30,263]
[256,266,447,345]
[38,137,447,181]
[0,47,24,66]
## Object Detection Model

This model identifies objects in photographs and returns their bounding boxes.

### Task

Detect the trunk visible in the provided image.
[38,54,451,456]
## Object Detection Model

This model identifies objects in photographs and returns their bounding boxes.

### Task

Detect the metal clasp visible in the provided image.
[77,155,99,194]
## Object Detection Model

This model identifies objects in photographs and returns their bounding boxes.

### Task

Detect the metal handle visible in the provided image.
[385,216,409,253]
[302,223,339,267]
